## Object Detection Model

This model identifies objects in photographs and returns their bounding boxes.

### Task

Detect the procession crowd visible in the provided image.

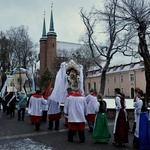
[0,87,150,150]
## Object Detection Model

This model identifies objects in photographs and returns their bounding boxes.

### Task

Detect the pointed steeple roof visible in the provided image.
[40,11,47,41]
[47,4,57,36]
[50,9,54,31]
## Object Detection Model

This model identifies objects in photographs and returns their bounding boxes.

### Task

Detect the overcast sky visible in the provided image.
[0,0,104,45]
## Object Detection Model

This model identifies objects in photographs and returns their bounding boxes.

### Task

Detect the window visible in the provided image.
[107,77,109,84]
[88,83,91,90]
[114,76,116,83]
[140,61,144,66]
[130,63,135,68]
[113,66,117,71]
[121,88,124,93]
[120,74,123,82]
[107,89,110,95]
[94,82,96,90]
[130,74,134,82]
[120,65,124,70]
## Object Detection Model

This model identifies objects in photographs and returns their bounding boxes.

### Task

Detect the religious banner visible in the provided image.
[13,68,27,92]
[6,75,17,92]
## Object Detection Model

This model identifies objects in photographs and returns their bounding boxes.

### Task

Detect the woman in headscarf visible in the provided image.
[92,93,111,143]
[113,88,128,147]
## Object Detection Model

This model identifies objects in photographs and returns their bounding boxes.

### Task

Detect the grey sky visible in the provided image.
[0,0,104,45]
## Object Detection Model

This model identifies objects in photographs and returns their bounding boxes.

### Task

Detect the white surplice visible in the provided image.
[28,95,47,116]
[64,95,88,123]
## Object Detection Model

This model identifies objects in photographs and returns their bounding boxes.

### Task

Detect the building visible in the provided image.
[39,9,83,76]
[39,8,146,98]
[85,59,145,98]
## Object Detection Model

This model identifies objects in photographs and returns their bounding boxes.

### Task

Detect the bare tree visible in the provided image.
[114,0,150,103]
[80,0,128,95]
[7,25,37,70]
[0,31,11,73]
[71,46,95,89]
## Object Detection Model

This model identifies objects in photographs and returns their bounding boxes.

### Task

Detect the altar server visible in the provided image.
[28,90,47,131]
[64,88,87,143]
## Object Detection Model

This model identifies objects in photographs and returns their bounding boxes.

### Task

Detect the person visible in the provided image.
[28,90,47,131]
[133,90,150,149]
[85,88,98,133]
[41,102,48,122]
[132,87,141,133]
[113,88,128,147]
[17,91,27,121]
[41,83,52,122]
[3,91,10,114]
[6,92,16,118]
[27,91,36,124]
[64,87,74,127]
[92,93,111,143]
[64,88,87,143]
[47,88,61,130]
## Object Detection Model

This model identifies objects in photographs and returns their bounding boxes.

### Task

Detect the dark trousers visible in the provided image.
[68,130,85,142]
[87,121,94,132]
[35,122,41,131]
[132,122,136,133]
[49,120,59,130]
[18,108,25,121]
[41,111,47,122]
[9,107,15,118]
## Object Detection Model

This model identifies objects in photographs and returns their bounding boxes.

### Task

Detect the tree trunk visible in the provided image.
[138,21,150,104]
[100,70,106,95]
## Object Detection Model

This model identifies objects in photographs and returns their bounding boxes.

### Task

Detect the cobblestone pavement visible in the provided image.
[0,110,135,150]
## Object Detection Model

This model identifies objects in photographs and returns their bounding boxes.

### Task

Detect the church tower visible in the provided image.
[40,5,57,76]
[40,12,47,76]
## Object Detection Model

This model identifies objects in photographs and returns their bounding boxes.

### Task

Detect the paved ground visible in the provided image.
[0,110,136,150]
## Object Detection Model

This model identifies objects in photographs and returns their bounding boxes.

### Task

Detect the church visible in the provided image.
[39,8,146,98]
[39,9,83,76]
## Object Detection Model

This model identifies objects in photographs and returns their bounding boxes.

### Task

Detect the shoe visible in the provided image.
[88,130,93,133]
[35,128,40,131]
[68,139,73,142]
[112,142,117,146]
[54,128,59,131]
[118,144,122,147]
[121,144,126,148]
[48,127,52,130]
[63,123,68,127]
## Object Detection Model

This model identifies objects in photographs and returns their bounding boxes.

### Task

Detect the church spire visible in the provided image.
[47,3,57,36]
[40,11,47,41]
